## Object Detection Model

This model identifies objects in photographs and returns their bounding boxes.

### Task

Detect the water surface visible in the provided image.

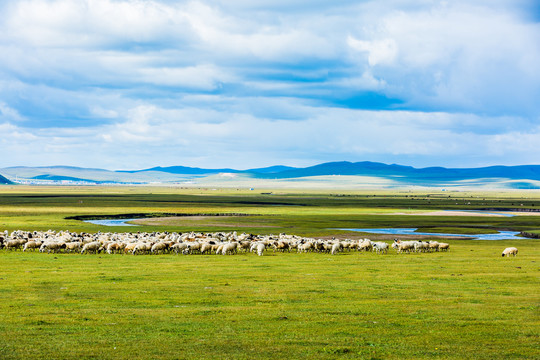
[84,219,140,226]
[341,228,523,240]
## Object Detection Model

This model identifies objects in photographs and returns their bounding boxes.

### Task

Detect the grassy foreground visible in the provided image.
[0,186,539,359]
[0,242,539,360]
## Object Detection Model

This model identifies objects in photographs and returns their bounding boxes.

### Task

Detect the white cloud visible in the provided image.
[0,102,24,122]
[1,98,538,169]
[138,64,234,89]
[348,37,398,66]
[347,2,540,114]
[0,0,538,169]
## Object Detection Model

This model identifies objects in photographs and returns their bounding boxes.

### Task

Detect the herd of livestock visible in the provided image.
[0,230,451,256]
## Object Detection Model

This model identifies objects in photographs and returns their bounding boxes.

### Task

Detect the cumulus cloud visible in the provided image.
[0,0,538,169]
[347,37,398,66]
[347,1,540,115]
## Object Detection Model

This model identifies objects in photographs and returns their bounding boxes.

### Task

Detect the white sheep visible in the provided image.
[438,243,450,251]
[222,242,238,255]
[502,247,518,257]
[151,242,169,254]
[65,242,82,253]
[358,239,372,252]
[40,242,65,253]
[372,241,389,254]
[23,240,42,252]
[81,241,101,254]
[256,242,265,256]
[331,242,342,255]
[392,240,415,253]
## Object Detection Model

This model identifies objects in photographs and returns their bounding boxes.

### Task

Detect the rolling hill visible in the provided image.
[2,162,540,188]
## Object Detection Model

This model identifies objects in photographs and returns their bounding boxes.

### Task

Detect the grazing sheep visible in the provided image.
[372,242,389,254]
[5,239,25,251]
[331,242,342,255]
[392,239,415,254]
[297,241,314,253]
[438,243,450,251]
[502,247,518,257]
[222,242,238,255]
[151,242,169,254]
[256,242,265,256]
[132,242,153,255]
[171,243,189,254]
[23,240,42,252]
[106,242,124,254]
[358,239,372,252]
[124,242,138,254]
[200,242,213,255]
[273,241,290,252]
[40,242,65,253]
[65,242,82,253]
[81,241,101,254]
[1,229,453,259]
[428,241,440,252]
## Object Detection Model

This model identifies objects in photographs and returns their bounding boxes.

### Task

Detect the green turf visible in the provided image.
[0,186,539,359]
[1,242,539,360]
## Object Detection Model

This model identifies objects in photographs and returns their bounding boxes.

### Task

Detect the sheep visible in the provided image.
[5,239,25,251]
[132,242,153,255]
[372,241,389,254]
[184,242,201,255]
[65,242,82,253]
[23,240,42,252]
[392,239,415,254]
[358,239,372,252]
[297,241,314,253]
[428,241,440,252]
[250,242,260,253]
[331,242,342,255]
[106,242,124,254]
[124,242,138,254]
[200,242,214,255]
[81,241,101,254]
[273,241,290,252]
[222,242,238,255]
[502,247,518,257]
[438,243,450,251]
[151,242,169,254]
[40,242,65,253]
[256,242,265,256]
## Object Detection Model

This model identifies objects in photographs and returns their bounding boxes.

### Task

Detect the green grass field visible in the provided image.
[0,186,539,359]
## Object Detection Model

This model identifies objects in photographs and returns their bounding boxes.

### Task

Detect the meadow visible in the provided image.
[0,186,539,359]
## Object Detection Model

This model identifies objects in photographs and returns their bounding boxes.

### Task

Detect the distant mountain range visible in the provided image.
[2,161,540,189]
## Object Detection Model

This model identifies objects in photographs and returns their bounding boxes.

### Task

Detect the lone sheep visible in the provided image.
[502,247,518,257]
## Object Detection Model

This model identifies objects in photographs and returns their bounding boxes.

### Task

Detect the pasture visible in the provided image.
[0,186,539,359]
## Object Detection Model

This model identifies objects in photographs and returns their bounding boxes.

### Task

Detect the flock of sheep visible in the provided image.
[0,230,453,256]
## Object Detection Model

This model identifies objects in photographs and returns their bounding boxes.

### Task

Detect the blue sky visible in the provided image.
[0,0,539,170]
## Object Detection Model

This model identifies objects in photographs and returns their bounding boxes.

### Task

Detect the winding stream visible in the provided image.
[341,228,523,240]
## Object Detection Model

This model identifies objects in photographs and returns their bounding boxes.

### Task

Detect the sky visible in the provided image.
[0,0,539,170]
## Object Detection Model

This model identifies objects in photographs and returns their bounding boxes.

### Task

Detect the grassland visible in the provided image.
[1,186,540,236]
[0,185,539,359]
